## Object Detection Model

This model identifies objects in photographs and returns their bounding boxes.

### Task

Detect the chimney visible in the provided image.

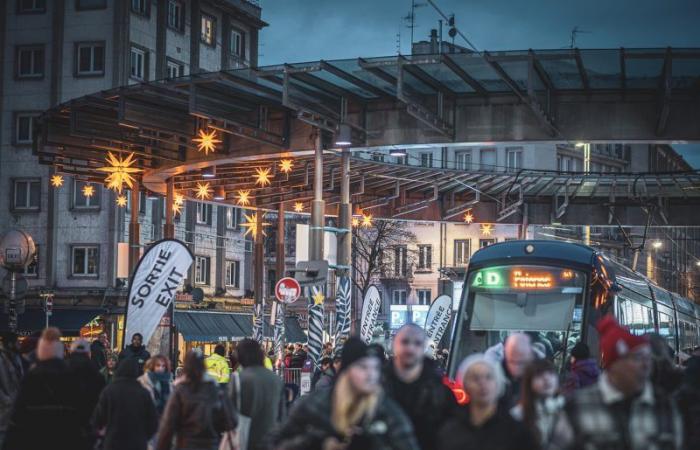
[430,29,438,53]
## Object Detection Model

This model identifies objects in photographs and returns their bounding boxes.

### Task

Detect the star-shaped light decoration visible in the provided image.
[172,201,183,216]
[241,212,270,238]
[293,202,304,212]
[352,217,360,227]
[195,182,212,200]
[480,223,493,236]
[279,159,294,174]
[192,129,221,155]
[97,152,142,194]
[312,290,325,305]
[50,175,64,188]
[463,210,474,224]
[236,190,251,206]
[361,214,373,227]
[254,167,273,187]
[82,184,95,198]
[116,195,128,207]
[174,193,185,206]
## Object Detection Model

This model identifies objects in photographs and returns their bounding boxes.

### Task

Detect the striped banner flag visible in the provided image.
[307,285,325,368]
[334,276,352,352]
[273,302,286,361]
[252,302,264,342]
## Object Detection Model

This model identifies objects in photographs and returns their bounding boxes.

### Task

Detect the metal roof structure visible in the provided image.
[35,48,700,225]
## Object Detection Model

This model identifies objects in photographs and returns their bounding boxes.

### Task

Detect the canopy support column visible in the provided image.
[164,178,174,239]
[129,180,141,275]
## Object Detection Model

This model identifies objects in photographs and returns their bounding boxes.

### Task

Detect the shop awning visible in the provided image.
[0,309,102,336]
[174,311,306,343]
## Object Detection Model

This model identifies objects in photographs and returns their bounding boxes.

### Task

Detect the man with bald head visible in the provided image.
[384,324,458,450]
[500,333,535,410]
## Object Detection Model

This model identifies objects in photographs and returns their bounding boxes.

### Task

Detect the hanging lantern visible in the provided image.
[254,167,273,187]
[192,129,221,155]
[236,190,251,206]
[51,175,64,188]
[279,159,294,174]
[116,195,128,207]
[463,210,474,224]
[361,214,373,227]
[97,152,142,194]
[82,184,95,198]
[293,202,304,212]
[241,212,270,238]
[480,223,493,236]
[195,182,212,200]
[352,217,360,227]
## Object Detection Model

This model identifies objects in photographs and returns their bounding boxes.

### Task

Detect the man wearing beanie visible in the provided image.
[553,315,683,450]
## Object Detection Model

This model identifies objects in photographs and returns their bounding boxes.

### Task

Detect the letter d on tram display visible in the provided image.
[123,239,194,347]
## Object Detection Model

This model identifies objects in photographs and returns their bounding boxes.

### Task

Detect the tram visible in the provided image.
[447,240,700,378]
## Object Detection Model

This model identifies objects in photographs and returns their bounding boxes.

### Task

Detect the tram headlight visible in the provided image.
[524,244,535,254]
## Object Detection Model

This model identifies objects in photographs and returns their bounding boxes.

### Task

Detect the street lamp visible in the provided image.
[652,241,663,250]
[0,230,36,332]
[334,123,352,147]
[389,148,407,157]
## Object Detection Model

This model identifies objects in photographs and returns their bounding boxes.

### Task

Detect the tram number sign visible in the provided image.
[275,277,302,304]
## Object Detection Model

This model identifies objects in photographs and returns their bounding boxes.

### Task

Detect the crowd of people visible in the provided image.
[0,314,697,450]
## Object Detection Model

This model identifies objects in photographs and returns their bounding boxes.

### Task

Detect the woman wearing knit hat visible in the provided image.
[270,337,419,450]
[550,315,684,450]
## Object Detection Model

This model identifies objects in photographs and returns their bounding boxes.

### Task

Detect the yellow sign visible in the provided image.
[511,270,553,289]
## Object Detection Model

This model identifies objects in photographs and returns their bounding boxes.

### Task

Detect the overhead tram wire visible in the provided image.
[424,0,480,53]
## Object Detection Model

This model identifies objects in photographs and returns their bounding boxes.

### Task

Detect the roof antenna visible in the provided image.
[569,26,591,48]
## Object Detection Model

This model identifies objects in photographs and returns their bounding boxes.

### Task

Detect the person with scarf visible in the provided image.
[138,355,172,417]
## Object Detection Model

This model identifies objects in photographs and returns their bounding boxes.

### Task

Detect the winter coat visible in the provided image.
[511,396,567,447]
[230,366,285,450]
[66,353,106,427]
[90,339,108,370]
[138,371,172,416]
[383,358,459,450]
[119,344,151,373]
[313,368,336,391]
[101,366,116,384]
[270,387,420,450]
[92,359,158,450]
[437,406,538,450]
[498,358,523,411]
[562,359,600,394]
[289,350,307,368]
[2,358,90,450]
[205,353,231,384]
[676,356,700,450]
[156,378,236,450]
[0,350,21,432]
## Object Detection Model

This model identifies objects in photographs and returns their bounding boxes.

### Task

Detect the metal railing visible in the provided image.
[275,368,302,386]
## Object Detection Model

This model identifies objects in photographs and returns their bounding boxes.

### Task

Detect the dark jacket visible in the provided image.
[270,387,420,450]
[156,378,236,450]
[498,359,522,411]
[0,349,22,432]
[119,345,151,373]
[90,339,108,370]
[563,358,600,394]
[676,356,700,450]
[92,358,158,450]
[383,358,459,450]
[437,406,537,450]
[66,353,106,424]
[289,350,307,369]
[232,366,285,450]
[2,358,90,450]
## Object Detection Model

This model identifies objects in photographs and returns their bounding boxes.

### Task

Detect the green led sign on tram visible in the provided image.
[471,270,504,288]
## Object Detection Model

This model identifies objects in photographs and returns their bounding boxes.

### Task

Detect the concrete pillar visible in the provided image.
[310,133,324,261]
[164,178,174,239]
[277,202,286,278]
[254,211,264,306]
[337,150,352,270]
[129,181,141,274]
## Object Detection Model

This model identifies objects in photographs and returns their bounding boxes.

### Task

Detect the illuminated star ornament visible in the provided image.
[293,202,304,212]
[463,210,474,224]
[116,195,128,207]
[241,212,270,238]
[361,214,373,227]
[195,182,212,200]
[50,175,64,188]
[97,152,142,194]
[480,223,493,236]
[352,217,360,227]
[236,190,251,206]
[254,167,273,187]
[82,184,95,198]
[312,290,325,305]
[172,193,184,215]
[192,129,221,155]
[279,159,294,174]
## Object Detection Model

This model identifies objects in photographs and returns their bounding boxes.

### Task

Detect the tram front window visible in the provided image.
[450,265,585,375]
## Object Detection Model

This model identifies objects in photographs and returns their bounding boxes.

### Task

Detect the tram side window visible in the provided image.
[618,300,653,336]
[657,312,676,352]
[679,320,699,352]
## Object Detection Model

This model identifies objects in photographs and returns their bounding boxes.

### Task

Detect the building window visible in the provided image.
[17,0,46,13]
[480,148,496,171]
[15,113,37,145]
[130,46,147,81]
[16,46,44,78]
[130,0,148,16]
[392,290,407,305]
[71,246,99,276]
[167,0,184,30]
[479,239,496,248]
[506,147,523,172]
[76,0,107,9]
[195,256,210,285]
[417,244,432,270]
[454,239,470,266]
[76,42,105,76]
[371,153,385,163]
[417,289,431,305]
[196,202,211,225]
[225,260,240,288]
[455,150,472,170]
[420,152,433,168]
[558,156,573,172]
[226,207,239,229]
[12,179,40,210]
[21,245,39,276]
[394,246,408,277]
[230,28,245,58]
[201,14,216,46]
[166,60,184,79]
[73,180,101,209]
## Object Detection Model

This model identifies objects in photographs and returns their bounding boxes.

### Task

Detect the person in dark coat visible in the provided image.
[92,358,158,450]
[90,332,109,371]
[271,337,420,450]
[499,333,535,411]
[3,328,89,450]
[289,344,307,369]
[67,339,106,448]
[311,357,335,390]
[383,324,458,450]
[437,354,537,450]
[676,356,700,450]
[119,333,151,373]
[562,342,600,394]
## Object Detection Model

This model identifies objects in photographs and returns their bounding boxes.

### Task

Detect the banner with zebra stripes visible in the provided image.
[307,285,325,368]
[273,302,286,361]
[252,302,264,342]
[334,276,352,351]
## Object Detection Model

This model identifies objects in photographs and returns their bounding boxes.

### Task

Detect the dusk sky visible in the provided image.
[257,0,700,167]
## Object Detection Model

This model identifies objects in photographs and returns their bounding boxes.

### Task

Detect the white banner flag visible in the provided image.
[360,286,381,344]
[424,294,452,352]
[124,239,193,347]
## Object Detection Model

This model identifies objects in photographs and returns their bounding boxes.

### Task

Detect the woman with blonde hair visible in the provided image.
[271,337,419,450]
[138,355,172,417]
